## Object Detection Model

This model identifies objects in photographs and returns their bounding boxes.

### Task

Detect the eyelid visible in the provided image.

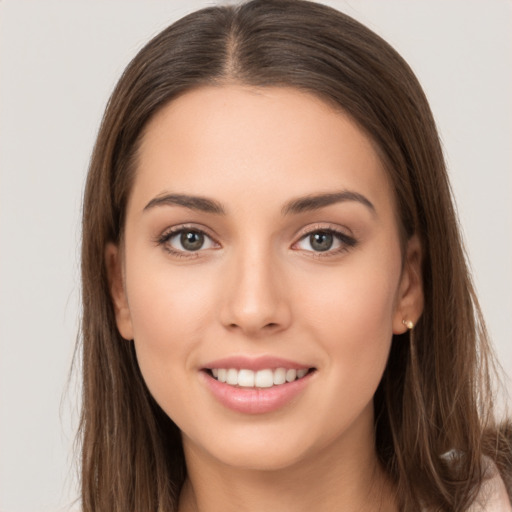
[291,223,357,256]
[294,222,354,240]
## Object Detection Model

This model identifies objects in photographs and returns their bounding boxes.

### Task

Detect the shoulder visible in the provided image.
[468,459,512,512]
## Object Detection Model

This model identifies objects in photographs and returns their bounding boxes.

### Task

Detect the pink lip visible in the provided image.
[203,355,311,372]
[200,368,315,415]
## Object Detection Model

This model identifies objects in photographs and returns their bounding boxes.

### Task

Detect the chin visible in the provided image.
[181,416,353,474]
[208,441,313,472]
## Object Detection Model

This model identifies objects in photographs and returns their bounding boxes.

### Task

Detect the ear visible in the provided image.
[392,234,424,334]
[105,242,134,340]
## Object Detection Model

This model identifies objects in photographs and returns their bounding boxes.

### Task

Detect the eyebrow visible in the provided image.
[143,190,375,216]
[144,193,226,214]
[282,191,376,216]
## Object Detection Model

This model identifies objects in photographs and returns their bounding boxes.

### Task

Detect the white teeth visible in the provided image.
[297,368,308,379]
[255,369,274,388]
[226,368,238,385]
[238,369,255,387]
[285,369,297,382]
[210,367,310,388]
[273,367,287,385]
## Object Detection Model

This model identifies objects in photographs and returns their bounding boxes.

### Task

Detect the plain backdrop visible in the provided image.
[0,1,510,511]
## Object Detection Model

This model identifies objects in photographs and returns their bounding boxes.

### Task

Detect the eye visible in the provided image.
[294,229,356,254]
[303,231,336,252]
[159,228,217,254]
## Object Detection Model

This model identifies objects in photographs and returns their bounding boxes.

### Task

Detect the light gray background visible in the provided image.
[0,1,510,511]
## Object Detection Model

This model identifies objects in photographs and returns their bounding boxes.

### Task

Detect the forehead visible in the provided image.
[131,85,394,217]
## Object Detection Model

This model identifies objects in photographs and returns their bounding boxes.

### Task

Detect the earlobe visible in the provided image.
[393,235,424,334]
[105,242,134,340]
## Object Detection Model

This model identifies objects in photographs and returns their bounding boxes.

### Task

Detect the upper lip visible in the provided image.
[203,355,313,372]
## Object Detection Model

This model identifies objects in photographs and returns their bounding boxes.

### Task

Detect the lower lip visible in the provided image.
[201,371,315,414]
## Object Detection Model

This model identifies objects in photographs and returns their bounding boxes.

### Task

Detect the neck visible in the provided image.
[178,419,398,512]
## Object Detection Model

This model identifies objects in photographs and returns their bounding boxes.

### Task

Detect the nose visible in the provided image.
[219,246,292,337]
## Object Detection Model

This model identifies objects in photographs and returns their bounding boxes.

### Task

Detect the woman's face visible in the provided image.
[108,85,422,471]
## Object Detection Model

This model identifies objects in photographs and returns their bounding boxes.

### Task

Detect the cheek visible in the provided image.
[301,256,399,327]
[296,250,401,382]
[124,254,217,390]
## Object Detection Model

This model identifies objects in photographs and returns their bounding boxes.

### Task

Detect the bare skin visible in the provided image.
[178,413,398,512]
[107,85,423,512]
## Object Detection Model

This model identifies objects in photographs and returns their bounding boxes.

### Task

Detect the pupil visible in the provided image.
[310,232,333,251]
[181,231,204,251]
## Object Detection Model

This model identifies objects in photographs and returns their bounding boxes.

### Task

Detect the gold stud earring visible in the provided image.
[402,319,414,330]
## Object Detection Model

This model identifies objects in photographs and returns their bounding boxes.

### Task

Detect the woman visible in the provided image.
[79,0,511,510]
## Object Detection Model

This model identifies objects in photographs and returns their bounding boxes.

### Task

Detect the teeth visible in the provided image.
[226,368,238,385]
[285,369,297,382]
[255,369,273,388]
[238,369,255,387]
[209,367,310,388]
[273,367,286,385]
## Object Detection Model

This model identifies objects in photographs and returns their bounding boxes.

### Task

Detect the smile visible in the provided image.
[209,367,311,388]
[202,362,317,414]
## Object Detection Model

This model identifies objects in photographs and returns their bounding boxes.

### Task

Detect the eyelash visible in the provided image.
[155,225,219,258]
[293,227,357,258]
[155,225,357,258]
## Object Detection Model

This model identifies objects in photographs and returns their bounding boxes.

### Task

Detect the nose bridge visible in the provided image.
[220,239,290,335]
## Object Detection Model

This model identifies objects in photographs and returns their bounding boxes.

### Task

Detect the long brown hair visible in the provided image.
[79,1,511,510]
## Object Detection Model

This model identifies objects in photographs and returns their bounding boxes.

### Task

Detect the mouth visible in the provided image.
[200,357,317,414]
[203,367,316,389]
